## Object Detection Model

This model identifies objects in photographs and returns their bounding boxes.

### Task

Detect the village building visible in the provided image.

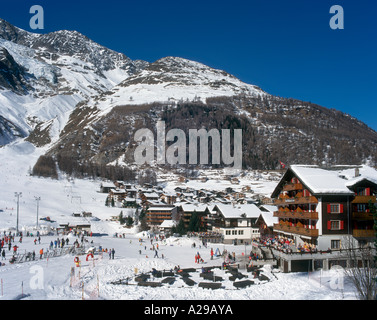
[109,188,127,203]
[271,165,377,251]
[100,182,115,193]
[178,203,210,229]
[257,205,279,237]
[160,192,177,205]
[159,220,177,235]
[207,204,261,245]
[145,205,178,228]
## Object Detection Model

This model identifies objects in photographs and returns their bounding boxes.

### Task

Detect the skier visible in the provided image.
[1,249,5,260]
[39,248,43,259]
[210,248,214,260]
[111,248,115,259]
[154,250,159,258]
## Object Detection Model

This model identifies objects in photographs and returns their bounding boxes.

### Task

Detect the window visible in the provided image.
[331,240,341,249]
[327,203,344,214]
[327,220,344,230]
[238,230,244,235]
[331,221,340,230]
[225,230,231,235]
[356,187,371,196]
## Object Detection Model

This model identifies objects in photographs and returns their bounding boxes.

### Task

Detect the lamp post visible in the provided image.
[35,196,41,229]
[14,192,22,234]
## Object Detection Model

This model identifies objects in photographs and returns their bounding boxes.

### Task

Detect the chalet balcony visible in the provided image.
[352,195,377,204]
[273,223,319,237]
[352,211,375,220]
[274,210,318,220]
[353,229,375,238]
[282,183,303,192]
[274,196,318,206]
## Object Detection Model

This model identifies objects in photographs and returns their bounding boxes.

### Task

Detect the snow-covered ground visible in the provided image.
[0,141,359,300]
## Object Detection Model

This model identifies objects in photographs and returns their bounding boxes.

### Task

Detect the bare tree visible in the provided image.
[342,237,377,300]
[343,200,377,301]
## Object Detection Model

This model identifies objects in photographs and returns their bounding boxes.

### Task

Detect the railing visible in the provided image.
[12,245,87,264]
[274,196,318,206]
[352,195,376,204]
[274,211,318,220]
[273,223,319,237]
[352,212,375,220]
[353,229,375,238]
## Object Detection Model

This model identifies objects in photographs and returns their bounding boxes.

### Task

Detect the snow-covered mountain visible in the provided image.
[1,18,377,176]
[0,18,148,145]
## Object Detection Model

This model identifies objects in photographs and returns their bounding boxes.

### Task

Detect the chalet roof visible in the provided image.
[236,204,263,218]
[147,206,175,211]
[342,165,377,187]
[290,165,354,195]
[144,192,160,198]
[101,182,115,187]
[179,203,209,212]
[258,211,278,227]
[212,204,261,219]
[271,165,356,197]
[159,220,176,228]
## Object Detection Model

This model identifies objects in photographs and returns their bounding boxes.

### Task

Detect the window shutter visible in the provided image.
[327,221,332,230]
[366,188,370,196]
[340,221,344,230]
[340,204,344,213]
[327,204,331,213]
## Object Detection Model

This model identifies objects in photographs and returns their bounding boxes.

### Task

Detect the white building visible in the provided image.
[208,203,262,245]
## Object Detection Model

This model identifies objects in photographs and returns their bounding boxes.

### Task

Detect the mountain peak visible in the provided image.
[109,55,264,106]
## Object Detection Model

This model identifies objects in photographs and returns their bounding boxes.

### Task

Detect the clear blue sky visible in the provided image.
[2,0,377,131]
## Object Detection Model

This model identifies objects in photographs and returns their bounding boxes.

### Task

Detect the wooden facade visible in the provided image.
[271,165,377,250]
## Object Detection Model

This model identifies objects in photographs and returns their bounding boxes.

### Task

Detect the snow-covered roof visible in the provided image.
[159,220,176,228]
[236,204,262,218]
[179,203,209,212]
[260,205,278,213]
[272,164,377,197]
[110,188,127,194]
[144,192,160,198]
[147,206,175,211]
[289,165,354,195]
[213,204,260,219]
[259,211,278,227]
[342,165,377,187]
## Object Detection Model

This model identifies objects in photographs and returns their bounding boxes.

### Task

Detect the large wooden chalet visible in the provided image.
[271,165,377,251]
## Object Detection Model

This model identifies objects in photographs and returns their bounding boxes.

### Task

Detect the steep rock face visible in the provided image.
[0,115,27,145]
[0,47,29,93]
